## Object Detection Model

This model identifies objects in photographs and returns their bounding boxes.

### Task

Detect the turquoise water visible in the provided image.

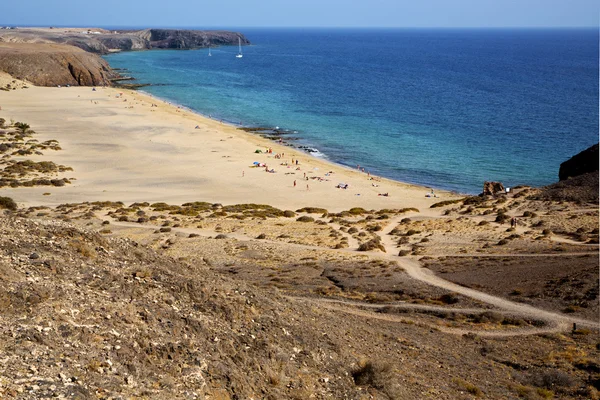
[105,28,599,194]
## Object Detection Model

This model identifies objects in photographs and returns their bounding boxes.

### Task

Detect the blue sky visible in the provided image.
[2,0,598,28]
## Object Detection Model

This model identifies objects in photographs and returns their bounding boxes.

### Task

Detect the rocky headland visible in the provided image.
[0,43,117,87]
[0,27,250,87]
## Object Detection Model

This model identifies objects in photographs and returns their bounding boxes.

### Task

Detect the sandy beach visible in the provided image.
[0,73,458,211]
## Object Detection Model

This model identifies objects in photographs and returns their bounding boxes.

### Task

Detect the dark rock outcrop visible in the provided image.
[0,42,117,86]
[535,143,599,203]
[558,143,599,181]
[482,181,505,196]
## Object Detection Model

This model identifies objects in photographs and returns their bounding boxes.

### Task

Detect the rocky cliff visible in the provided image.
[558,143,599,181]
[0,27,250,87]
[0,42,117,87]
[127,29,249,50]
[536,143,599,203]
[0,28,249,54]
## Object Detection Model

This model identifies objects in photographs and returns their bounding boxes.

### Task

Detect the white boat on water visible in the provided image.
[236,37,243,58]
[208,45,212,56]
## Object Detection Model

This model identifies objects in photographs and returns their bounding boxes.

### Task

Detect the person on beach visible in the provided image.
[306,184,309,191]
[293,180,296,187]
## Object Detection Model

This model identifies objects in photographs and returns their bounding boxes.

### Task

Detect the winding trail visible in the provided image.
[104,213,599,337]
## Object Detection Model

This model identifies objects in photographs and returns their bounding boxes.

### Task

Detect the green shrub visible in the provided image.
[430,199,464,208]
[348,207,368,215]
[296,216,315,223]
[296,207,328,214]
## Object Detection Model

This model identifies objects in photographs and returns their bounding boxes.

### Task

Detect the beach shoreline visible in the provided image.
[0,72,460,211]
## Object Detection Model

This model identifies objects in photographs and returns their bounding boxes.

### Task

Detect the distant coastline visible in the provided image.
[103,28,599,194]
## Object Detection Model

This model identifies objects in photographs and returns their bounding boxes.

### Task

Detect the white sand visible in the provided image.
[0,81,459,212]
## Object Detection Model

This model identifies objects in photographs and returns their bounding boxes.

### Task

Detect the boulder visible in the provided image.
[482,181,505,196]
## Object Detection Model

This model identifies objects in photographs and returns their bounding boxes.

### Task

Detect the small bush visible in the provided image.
[352,360,393,389]
[215,234,227,239]
[531,370,573,389]
[348,227,358,234]
[283,210,296,218]
[478,220,489,226]
[0,196,17,211]
[453,378,482,397]
[256,233,266,239]
[348,207,368,215]
[296,207,327,214]
[495,213,510,223]
[366,224,382,232]
[430,199,464,208]
[358,239,385,252]
[159,227,172,233]
[296,216,314,223]
[439,293,460,304]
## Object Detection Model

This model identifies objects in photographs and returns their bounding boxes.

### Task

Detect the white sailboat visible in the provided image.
[208,44,212,56]
[236,37,243,58]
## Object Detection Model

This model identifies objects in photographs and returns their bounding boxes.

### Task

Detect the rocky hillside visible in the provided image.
[0,213,366,399]
[537,143,599,203]
[0,42,117,87]
[559,143,599,181]
[0,28,249,54]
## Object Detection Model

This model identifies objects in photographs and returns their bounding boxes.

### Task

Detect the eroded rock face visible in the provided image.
[482,181,505,196]
[558,143,599,181]
[0,43,117,87]
[0,28,249,54]
[132,29,249,50]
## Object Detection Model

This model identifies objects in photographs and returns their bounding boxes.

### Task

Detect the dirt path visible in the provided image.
[425,252,599,258]
[377,218,599,333]
[105,215,599,336]
[295,297,566,338]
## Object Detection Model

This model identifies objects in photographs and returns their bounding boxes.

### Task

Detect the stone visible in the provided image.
[482,181,505,196]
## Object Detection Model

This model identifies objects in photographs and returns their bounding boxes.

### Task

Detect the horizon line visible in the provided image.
[1,24,597,30]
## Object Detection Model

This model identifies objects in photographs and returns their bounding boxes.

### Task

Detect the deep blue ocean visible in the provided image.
[105,28,599,194]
